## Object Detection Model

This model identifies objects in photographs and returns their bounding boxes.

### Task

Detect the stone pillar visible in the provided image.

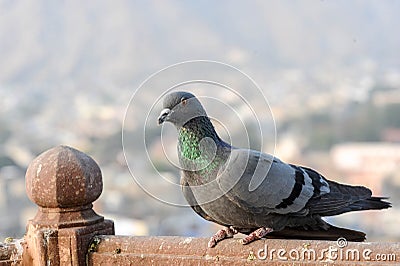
[23,145,114,265]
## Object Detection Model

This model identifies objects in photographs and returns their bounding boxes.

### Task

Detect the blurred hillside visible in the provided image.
[0,1,399,241]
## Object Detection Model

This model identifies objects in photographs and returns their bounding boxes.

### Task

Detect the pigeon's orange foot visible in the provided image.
[240,227,273,245]
[208,226,238,248]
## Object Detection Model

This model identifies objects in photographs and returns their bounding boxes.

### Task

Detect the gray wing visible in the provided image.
[216,149,330,215]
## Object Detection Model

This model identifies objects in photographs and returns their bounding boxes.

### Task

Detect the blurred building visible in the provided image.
[331,142,400,194]
[329,142,400,240]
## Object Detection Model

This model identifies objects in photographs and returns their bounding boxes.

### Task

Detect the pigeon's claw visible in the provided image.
[240,227,273,245]
[208,226,238,248]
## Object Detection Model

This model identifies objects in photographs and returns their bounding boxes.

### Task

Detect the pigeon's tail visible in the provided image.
[350,196,392,211]
[267,225,366,242]
[307,180,392,217]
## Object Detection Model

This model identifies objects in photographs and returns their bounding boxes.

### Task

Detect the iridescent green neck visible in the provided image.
[178,116,224,172]
[179,127,202,161]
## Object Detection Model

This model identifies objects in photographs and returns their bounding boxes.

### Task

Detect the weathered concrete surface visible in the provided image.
[23,145,114,266]
[89,235,400,265]
[0,238,24,265]
[26,145,103,209]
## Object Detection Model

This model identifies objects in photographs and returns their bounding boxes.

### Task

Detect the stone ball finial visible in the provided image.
[26,145,103,209]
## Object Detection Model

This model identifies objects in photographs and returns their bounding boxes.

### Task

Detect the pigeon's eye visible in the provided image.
[181,97,187,106]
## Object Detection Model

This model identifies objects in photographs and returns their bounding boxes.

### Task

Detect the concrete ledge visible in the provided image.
[0,238,23,266]
[88,235,400,265]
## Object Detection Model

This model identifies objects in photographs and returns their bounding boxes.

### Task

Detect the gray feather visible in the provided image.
[217,149,315,214]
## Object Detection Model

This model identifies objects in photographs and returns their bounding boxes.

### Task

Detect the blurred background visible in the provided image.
[0,0,399,241]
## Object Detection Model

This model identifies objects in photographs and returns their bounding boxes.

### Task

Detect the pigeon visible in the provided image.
[157,91,391,248]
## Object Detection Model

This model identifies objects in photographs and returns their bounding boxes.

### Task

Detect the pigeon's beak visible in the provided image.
[158,108,171,125]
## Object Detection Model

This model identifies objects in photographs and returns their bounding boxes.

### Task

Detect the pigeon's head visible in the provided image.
[158,91,207,128]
